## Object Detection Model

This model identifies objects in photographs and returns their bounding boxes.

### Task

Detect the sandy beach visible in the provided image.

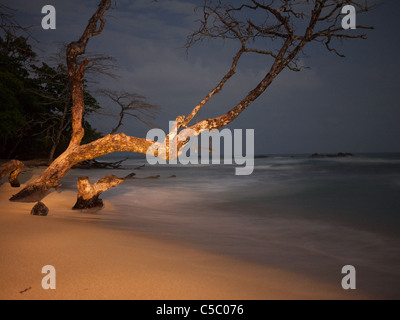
[1,0,400,302]
[0,167,369,300]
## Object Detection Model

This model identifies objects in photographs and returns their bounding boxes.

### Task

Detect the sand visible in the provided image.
[0,169,368,300]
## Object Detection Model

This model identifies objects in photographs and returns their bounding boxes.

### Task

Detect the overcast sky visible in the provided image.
[3,0,400,154]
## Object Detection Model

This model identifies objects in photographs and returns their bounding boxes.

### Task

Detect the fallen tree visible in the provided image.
[9,0,372,203]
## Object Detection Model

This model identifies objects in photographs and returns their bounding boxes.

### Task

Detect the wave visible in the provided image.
[55,153,400,298]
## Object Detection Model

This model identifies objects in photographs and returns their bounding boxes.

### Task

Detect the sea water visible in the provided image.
[66,153,400,298]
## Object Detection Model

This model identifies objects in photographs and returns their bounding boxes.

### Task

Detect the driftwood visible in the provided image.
[73,172,136,210]
[72,172,163,210]
[0,160,24,187]
[74,157,128,169]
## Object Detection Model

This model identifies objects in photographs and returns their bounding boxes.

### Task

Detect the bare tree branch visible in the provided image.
[181,0,373,129]
[100,89,160,134]
[0,4,32,38]
[181,46,246,128]
[11,0,374,203]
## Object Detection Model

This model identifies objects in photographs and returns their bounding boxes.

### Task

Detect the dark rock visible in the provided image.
[310,153,354,159]
[311,153,322,158]
[31,202,49,216]
[337,152,354,158]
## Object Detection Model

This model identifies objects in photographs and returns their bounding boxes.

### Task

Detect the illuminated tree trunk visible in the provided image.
[9,134,154,202]
[0,160,24,188]
[73,173,135,209]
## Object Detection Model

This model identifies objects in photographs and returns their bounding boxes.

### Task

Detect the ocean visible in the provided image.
[63,153,400,298]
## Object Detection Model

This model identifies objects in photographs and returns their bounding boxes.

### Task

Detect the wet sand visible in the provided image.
[0,169,368,300]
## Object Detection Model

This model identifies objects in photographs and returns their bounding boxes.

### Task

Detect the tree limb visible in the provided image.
[66,0,112,147]
[0,160,24,188]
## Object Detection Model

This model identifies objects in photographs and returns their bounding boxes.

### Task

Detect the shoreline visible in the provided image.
[0,177,369,300]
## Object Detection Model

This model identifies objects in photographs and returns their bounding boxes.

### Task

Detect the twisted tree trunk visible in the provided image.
[9,134,154,202]
[0,160,24,188]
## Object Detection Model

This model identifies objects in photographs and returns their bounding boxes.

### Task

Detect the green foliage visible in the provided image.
[0,35,103,160]
[0,71,25,135]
